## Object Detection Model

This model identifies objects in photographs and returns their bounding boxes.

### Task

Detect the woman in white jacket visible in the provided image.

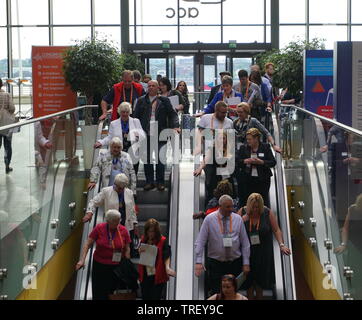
[94,102,145,174]
[84,173,138,235]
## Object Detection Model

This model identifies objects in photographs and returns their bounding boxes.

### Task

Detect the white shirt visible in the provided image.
[198,113,234,130]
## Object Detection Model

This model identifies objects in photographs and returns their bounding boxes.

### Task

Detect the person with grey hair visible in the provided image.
[84,173,138,234]
[89,136,137,193]
[100,70,146,121]
[195,193,250,296]
[76,209,132,300]
[94,101,145,175]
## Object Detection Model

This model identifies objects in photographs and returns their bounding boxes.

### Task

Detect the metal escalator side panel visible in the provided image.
[74,120,105,300]
[166,164,179,300]
[271,112,297,300]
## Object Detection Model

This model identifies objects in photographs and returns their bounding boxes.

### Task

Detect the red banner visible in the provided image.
[32,46,77,118]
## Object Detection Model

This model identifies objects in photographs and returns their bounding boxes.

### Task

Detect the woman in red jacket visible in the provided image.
[138,218,176,300]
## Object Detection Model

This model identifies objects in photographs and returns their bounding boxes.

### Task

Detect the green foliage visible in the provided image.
[63,37,123,102]
[255,38,326,95]
[120,53,145,75]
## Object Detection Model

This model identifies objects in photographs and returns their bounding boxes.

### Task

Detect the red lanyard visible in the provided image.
[249,215,260,233]
[122,85,134,105]
[217,213,233,234]
[107,225,124,249]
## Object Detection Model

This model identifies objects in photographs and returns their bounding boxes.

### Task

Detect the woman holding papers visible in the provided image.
[238,193,290,300]
[208,274,248,300]
[75,209,131,300]
[159,77,186,112]
[138,218,176,300]
[203,75,243,120]
[237,128,276,207]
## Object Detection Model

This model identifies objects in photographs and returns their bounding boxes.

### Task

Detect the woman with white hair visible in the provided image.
[94,101,145,174]
[84,174,138,235]
[76,209,131,300]
[89,136,137,194]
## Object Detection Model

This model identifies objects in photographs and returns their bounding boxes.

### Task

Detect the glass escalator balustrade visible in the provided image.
[278,104,362,300]
[0,107,96,300]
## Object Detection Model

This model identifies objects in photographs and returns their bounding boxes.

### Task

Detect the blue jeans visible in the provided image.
[0,134,12,166]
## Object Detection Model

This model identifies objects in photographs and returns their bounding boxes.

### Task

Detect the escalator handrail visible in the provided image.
[271,112,297,300]
[74,120,105,300]
[280,103,362,137]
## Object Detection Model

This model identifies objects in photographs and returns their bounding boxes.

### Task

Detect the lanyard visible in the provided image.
[217,213,233,234]
[244,81,250,99]
[121,119,129,133]
[118,190,125,204]
[210,114,223,130]
[107,224,124,249]
[249,215,261,233]
[122,85,134,105]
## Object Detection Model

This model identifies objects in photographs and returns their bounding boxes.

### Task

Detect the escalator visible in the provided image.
[74,124,180,300]
[191,112,296,300]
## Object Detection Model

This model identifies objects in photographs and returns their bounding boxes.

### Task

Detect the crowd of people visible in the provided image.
[71,65,291,301]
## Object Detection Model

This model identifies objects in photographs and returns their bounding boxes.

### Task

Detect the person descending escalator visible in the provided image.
[237,193,291,300]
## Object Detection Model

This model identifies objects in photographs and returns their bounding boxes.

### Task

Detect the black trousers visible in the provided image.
[0,134,12,166]
[240,176,271,208]
[207,257,243,296]
[92,260,120,300]
[144,136,166,184]
[141,275,166,300]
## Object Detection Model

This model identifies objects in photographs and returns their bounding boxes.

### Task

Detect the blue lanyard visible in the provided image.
[121,119,129,133]
[118,190,125,203]
[112,158,119,165]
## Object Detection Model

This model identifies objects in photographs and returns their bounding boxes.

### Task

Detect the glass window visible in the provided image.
[0,27,7,78]
[129,0,135,25]
[94,27,121,50]
[180,1,221,25]
[129,26,135,43]
[53,27,91,46]
[94,0,121,25]
[224,0,264,24]
[309,26,347,49]
[180,26,221,43]
[309,0,347,24]
[232,58,252,82]
[280,25,306,48]
[53,0,91,25]
[266,0,271,25]
[266,26,271,43]
[11,27,49,78]
[149,58,166,80]
[135,0,177,26]
[223,26,264,43]
[351,0,362,23]
[280,0,306,24]
[351,27,362,41]
[0,0,6,26]
[11,0,48,25]
[136,26,178,43]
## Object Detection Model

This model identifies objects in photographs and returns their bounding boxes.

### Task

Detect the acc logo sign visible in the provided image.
[166,0,227,19]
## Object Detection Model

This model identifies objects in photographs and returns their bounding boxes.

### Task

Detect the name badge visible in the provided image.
[341,152,348,157]
[112,251,122,263]
[223,236,233,248]
[250,234,260,246]
[258,153,264,157]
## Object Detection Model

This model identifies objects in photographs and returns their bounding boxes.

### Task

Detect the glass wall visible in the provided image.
[1,0,122,81]
[130,0,271,44]
[280,0,360,49]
